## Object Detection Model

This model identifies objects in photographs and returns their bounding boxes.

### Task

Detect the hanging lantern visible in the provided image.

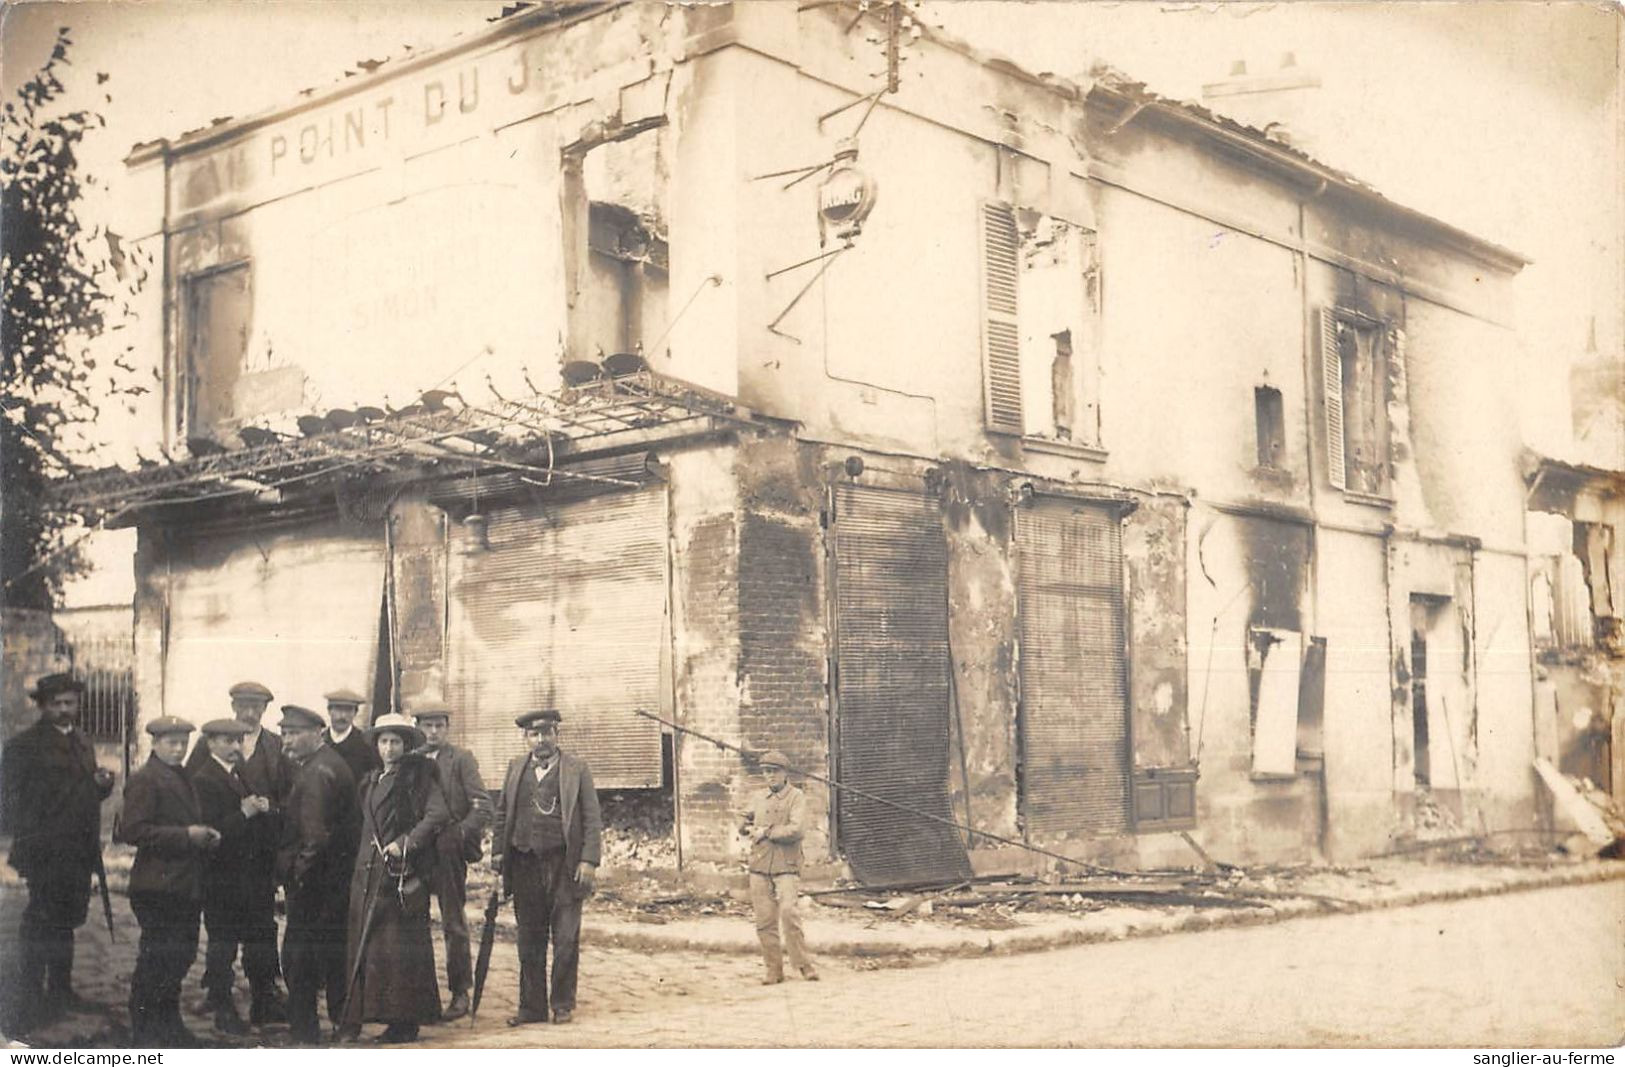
[462,512,489,552]
[817,139,878,246]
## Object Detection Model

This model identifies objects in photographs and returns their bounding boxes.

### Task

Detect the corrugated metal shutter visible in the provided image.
[1016,499,1129,836]
[163,522,385,718]
[1320,307,1347,491]
[832,483,972,886]
[981,201,1024,435]
[446,487,666,789]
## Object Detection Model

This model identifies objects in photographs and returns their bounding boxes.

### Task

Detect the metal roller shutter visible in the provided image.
[446,487,667,788]
[162,521,385,720]
[1016,499,1129,836]
[832,483,972,886]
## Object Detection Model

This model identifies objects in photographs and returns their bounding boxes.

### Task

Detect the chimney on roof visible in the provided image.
[1201,51,1323,156]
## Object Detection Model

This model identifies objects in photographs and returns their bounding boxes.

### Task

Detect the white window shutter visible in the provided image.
[980,201,1024,434]
[1320,307,1347,491]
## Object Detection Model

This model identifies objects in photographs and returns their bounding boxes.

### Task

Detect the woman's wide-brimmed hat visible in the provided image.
[366,712,425,750]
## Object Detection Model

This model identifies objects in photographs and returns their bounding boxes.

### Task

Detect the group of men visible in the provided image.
[2,675,497,1046]
[3,670,819,1047]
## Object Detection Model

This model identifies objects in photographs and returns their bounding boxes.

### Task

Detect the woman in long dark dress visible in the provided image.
[342,713,451,1043]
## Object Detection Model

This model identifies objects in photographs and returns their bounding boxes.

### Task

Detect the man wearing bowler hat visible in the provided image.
[275,704,360,1045]
[184,680,289,1026]
[491,709,601,1026]
[189,718,274,1034]
[118,717,219,1046]
[411,703,491,1021]
[323,689,379,786]
[0,673,116,1032]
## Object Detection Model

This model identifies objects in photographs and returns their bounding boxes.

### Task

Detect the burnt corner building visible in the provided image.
[71,2,1605,881]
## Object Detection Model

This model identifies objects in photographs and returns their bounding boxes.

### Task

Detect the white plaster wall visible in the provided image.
[1316,526,1397,860]
[1473,550,1539,828]
[1096,188,1307,499]
[1404,300,1528,547]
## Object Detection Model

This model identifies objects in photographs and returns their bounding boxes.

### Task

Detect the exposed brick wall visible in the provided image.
[672,507,743,865]
[669,438,835,867]
[738,510,830,859]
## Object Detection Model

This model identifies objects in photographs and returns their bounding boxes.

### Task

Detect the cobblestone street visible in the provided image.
[429,880,1625,1048]
[0,880,842,1048]
[4,877,1619,1047]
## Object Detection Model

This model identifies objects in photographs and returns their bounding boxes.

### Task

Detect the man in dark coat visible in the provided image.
[118,717,220,1047]
[183,680,288,1025]
[411,703,491,1021]
[188,717,274,1034]
[275,705,360,1045]
[323,689,379,786]
[490,709,601,1027]
[0,673,115,1032]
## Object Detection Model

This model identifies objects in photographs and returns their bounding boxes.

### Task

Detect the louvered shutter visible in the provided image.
[162,522,385,717]
[1320,307,1347,491]
[980,201,1024,434]
[832,483,973,886]
[1016,499,1130,836]
[446,488,667,788]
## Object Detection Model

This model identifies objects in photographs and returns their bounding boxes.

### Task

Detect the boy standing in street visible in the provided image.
[738,750,818,985]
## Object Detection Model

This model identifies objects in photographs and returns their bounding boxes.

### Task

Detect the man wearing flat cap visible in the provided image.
[411,704,491,1021]
[189,718,274,1034]
[0,673,116,1032]
[275,705,361,1045]
[491,709,601,1026]
[118,718,220,1046]
[737,749,818,984]
[184,680,288,1026]
[323,689,379,786]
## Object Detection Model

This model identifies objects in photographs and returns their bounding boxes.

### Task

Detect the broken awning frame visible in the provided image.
[49,370,758,517]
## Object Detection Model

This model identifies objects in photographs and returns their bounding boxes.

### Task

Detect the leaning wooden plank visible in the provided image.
[1533,757,1615,848]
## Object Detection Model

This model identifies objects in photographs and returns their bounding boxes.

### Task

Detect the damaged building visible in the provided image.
[62,1,1578,880]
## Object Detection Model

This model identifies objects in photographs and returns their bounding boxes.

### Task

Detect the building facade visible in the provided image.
[83,1,1557,878]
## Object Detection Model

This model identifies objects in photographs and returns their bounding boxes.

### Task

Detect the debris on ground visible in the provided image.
[1533,757,1624,855]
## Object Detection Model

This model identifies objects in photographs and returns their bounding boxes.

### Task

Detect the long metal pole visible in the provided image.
[632,709,1134,878]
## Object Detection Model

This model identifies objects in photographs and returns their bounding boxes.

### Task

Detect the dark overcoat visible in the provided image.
[117,755,206,901]
[277,743,360,902]
[344,754,450,1025]
[492,750,602,900]
[1,720,109,887]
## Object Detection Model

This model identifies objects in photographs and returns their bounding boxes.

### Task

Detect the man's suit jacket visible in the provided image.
[117,755,205,901]
[189,754,259,891]
[428,744,492,861]
[326,728,379,787]
[187,727,285,869]
[1,719,110,877]
[187,726,286,801]
[492,750,601,899]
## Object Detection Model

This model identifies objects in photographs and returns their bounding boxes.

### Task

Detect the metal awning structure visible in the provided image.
[51,370,758,517]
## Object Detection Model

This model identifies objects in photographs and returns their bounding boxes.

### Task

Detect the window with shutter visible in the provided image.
[1320,306,1396,498]
[980,201,1024,434]
[1319,306,1347,491]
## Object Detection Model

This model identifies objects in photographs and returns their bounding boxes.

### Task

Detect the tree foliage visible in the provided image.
[2,27,150,608]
